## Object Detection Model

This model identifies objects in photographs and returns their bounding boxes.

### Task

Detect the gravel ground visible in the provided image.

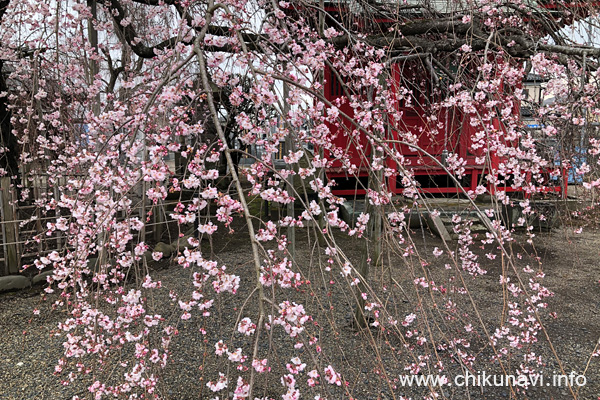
[0,216,599,400]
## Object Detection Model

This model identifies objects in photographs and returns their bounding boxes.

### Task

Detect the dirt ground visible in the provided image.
[0,210,599,400]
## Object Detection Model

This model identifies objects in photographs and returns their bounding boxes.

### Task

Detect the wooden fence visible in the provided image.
[0,173,179,278]
[0,143,285,278]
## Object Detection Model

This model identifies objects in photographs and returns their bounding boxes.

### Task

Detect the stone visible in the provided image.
[154,242,174,259]
[170,235,196,250]
[427,213,452,242]
[0,275,31,292]
[32,270,54,285]
[84,257,116,275]
[142,251,154,263]
[86,257,99,273]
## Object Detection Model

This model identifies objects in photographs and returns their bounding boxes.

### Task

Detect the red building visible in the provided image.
[313,3,569,198]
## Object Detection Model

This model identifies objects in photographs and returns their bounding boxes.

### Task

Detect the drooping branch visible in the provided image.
[99,0,270,57]
[97,0,185,58]
[0,0,9,15]
[95,0,600,69]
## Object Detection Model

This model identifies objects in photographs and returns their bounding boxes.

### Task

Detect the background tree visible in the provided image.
[0,0,19,179]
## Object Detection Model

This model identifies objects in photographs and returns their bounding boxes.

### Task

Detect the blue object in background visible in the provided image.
[567,146,587,184]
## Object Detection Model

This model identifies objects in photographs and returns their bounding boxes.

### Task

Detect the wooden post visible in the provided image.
[140,180,147,242]
[153,202,164,243]
[34,175,43,256]
[0,180,7,276]
[283,81,295,257]
[1,177,18,274]
[53,183,62,250]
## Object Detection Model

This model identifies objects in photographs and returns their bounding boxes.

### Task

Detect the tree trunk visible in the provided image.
[0,60,20,180]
